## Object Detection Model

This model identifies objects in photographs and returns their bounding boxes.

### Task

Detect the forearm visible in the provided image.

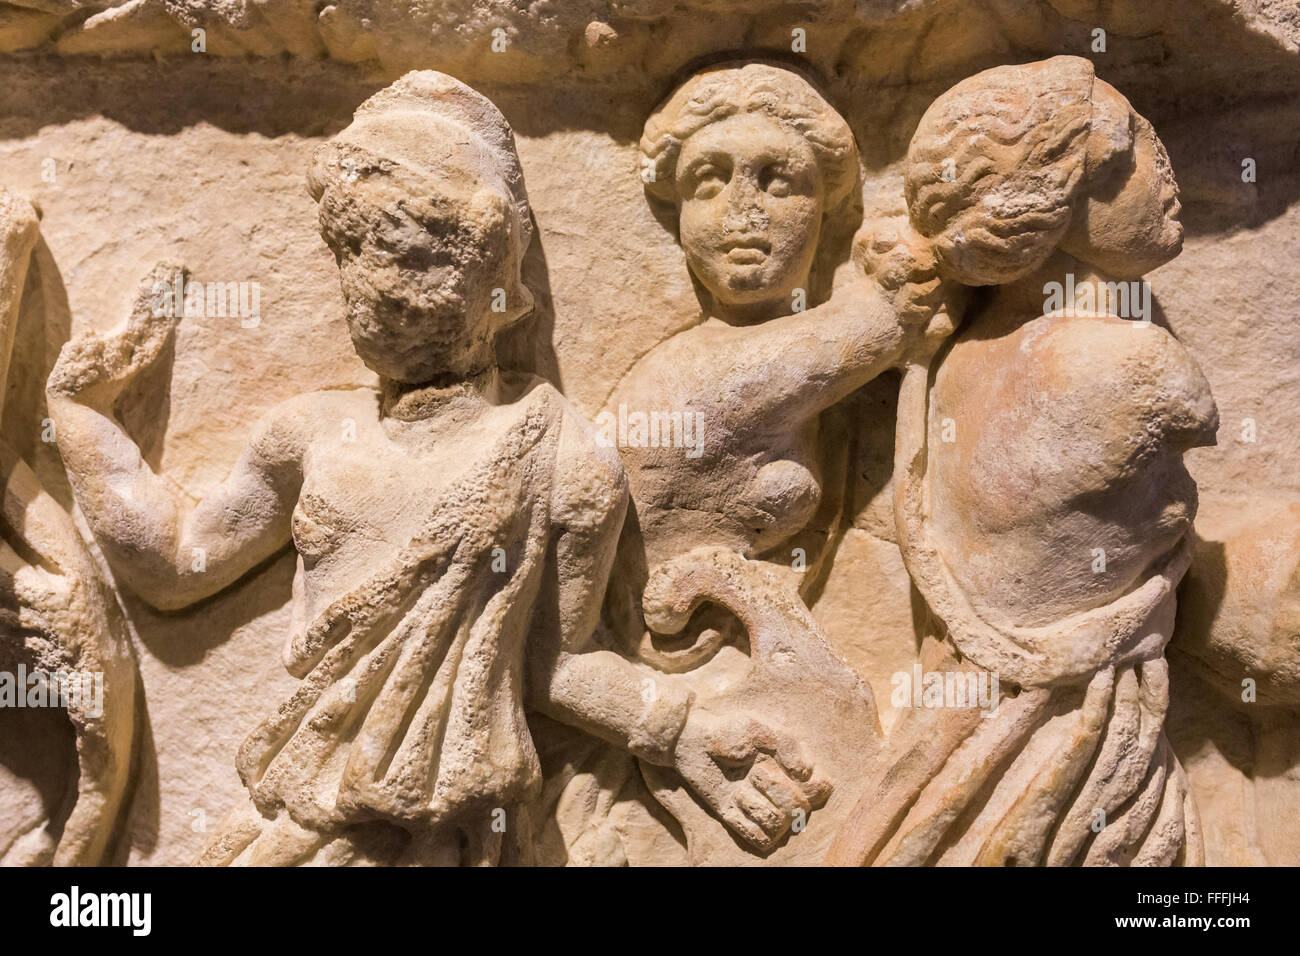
[533,648,692,765]
[0,192,40,404]
[717,281,906,421]
[48,396,279,609]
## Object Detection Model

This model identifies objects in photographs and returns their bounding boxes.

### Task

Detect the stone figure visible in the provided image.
[1167,494,1300,863]
[47,71,806,865]
[0,189,136,866]
[0,0,1294,873]
[615,61,945,584]
[828,56,1218,866]
[563,62,951,864]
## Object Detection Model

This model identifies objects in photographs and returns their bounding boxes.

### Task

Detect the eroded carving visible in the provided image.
[8,25,1287,868]
[0,189,135,866]
[48,73,649,865]
[829,57,1216,866]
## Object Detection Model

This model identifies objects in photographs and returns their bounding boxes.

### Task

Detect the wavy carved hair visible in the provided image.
[904,56,1132,286]
[639,61,860,210]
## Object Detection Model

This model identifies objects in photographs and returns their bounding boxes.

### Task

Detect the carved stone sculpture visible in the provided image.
[1,1,1296,870]
[830,57,1215,866]
[47,73,654,865]
[592,62,904,863]
[0,189,136,866]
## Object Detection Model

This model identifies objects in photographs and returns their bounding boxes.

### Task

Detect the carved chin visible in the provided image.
[1162,218,1185,255]
[721,263,768,293]
[697,256,785,303]
[347,302,484,379]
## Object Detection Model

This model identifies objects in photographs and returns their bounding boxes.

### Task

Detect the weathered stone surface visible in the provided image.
[0,0,1296,867]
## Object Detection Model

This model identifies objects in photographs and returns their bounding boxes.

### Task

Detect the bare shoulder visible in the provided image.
[528,380,627,532]
[604,322,725,412]
[249,386,380,465]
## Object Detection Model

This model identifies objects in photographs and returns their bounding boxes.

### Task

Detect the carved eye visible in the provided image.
[395,244,436,270]
[760,166,792,197]
[690,163,728,200]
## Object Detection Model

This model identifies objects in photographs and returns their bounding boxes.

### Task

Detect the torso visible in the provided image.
[927,304,1215,626]
[283,379,562,624]
[607,320,823,566]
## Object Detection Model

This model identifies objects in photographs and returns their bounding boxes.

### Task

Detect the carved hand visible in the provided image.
[853,217,963,361]
[672,701,832,852]
[47,261,185,406]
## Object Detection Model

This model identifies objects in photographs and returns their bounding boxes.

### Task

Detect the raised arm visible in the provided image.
[626,223,962,429]
[46,264,303,611]
[0,189,40,409]
[705,273,909,424]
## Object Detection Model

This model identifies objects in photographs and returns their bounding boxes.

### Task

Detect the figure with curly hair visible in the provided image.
[568,61,952,863]
[829,56,1217,867]
[46,71,821,865]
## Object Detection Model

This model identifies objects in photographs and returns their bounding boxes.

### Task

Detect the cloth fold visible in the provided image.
[236,393,563,833]
[831,350,1202,866]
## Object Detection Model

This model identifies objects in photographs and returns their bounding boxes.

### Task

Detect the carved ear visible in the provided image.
[1083,80,1136,183]
[468,186,534,327]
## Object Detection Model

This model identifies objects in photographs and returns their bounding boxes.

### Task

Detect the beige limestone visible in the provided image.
[0,0,1296,868]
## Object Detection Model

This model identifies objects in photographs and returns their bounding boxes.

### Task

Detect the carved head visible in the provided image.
[904,56,1182,284]
[640,63,858,315]
[308,71,534,383]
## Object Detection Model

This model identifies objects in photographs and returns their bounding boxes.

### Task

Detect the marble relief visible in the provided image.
[1,0,1298,869]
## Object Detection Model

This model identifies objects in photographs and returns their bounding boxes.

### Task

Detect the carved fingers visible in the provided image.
[47,261,185,404]
[853,215,965,360]
[726,740,832,851]
[675,706,831,851]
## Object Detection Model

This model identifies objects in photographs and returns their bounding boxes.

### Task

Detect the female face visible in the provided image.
[1062,82,1183,278]
[674,112,824,313]
[320,144,529,383]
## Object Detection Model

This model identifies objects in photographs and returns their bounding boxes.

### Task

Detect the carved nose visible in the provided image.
[722,180,768,233]
[1175,393,1220,450]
